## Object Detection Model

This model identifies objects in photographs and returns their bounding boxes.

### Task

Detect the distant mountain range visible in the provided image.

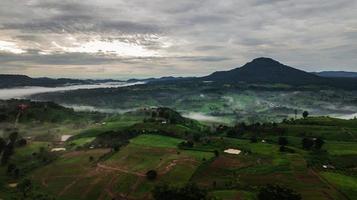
[2,58,357,90]
[0,74,123,88]
[312,71,357,78]
[127,76,192,83]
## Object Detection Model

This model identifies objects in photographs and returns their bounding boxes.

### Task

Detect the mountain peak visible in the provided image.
[251,57,279,62]
[244,57,282,68]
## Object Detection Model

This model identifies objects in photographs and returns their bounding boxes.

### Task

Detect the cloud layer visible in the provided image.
[0,0,356,78]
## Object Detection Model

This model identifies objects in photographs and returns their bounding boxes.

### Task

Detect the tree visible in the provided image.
[278,137,288,146]
[112,144,120,152]
[7,163,16,174]
[0,137,5,154]
[9,132,19,144]
[1,144,14,165]
[302,111,309,119]
[314,138,325,150]
[258,185,301,200]
[17,179,33,198]
[302,138,314,150]
[214,150,219,157]
[89,156,94,162]
[146,170,158,180]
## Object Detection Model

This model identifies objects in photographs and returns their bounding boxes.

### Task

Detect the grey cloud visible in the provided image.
[181,56,232,62]
[0,0,356,77]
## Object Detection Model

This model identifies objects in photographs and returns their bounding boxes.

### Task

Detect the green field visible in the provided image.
[130,134,183,148]
[321,172,357,198]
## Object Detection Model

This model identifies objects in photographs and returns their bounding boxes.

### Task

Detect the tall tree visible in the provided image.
[9,132,19,144]
[17,179,33,198]
[1,144,14,165]
[0,137,5,154]
[302,111,309,119]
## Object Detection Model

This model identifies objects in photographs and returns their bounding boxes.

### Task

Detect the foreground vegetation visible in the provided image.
[0,100,356,199]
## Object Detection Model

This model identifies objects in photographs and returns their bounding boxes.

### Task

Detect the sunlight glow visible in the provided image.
[54,39,160,57]
[0,40,26,54]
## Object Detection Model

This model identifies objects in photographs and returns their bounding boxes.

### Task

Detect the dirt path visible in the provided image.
[160,158,198,175]
[58,178,80,196]
[81,177,103,199]
[41,178,48,187]
[130,176,145,194]
[96,163,146,177]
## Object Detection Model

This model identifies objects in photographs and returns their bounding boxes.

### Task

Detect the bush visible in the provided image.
[146,170,158,180]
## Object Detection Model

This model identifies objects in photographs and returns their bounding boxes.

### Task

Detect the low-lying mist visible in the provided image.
[0,81,144,100]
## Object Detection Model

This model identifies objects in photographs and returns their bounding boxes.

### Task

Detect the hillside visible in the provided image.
[313,71,357,78]
[1,107,356,200]
[0,74,124,88]
[0,99,105,124]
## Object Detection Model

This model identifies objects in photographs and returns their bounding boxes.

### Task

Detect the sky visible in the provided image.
[0,0,356,79]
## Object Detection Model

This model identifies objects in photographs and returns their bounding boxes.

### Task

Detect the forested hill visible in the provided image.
[0,74,123,88]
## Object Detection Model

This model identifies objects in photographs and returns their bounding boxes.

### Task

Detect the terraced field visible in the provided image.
[28,135,213,199]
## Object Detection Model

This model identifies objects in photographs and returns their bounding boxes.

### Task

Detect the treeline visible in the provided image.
[217,122,286,139]
[0,99,105,123]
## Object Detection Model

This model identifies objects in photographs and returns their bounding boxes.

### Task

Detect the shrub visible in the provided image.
[146,170,158,180]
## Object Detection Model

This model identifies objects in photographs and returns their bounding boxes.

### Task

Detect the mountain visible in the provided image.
[313,71,357,78]
[202,57,328,86]
[127,76,193,83]
[0,74,123,88]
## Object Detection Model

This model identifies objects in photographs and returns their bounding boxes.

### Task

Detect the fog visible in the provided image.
[64,104,138,114]
[0,82,144,100]
[183,112,226,123]
[333,113,357,120]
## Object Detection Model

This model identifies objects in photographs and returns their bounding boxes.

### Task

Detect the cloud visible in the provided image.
[0,0,356,78]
